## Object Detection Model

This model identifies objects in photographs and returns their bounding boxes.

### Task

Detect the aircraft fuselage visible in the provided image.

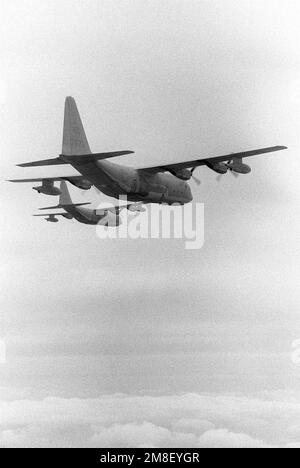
[64,204,120,226]
[69,159,193,205]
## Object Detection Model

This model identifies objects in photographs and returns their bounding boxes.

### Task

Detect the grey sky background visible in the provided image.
[0,0,300,447]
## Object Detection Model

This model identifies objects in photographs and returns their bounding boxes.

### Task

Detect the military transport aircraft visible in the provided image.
[34,180,140,225]
[9,97,287,204]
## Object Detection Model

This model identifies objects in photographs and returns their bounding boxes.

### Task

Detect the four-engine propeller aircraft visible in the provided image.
[34,180,141,225]
[10,97,287,204]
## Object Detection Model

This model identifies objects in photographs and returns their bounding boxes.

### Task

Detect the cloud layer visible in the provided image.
[1,391,300,448]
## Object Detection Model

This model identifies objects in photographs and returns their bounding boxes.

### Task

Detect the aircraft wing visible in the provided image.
[39,202,91,210]
[8,175,86,184]
[33,213,66,217]
[96,202,145,215]
[138,145,287,174]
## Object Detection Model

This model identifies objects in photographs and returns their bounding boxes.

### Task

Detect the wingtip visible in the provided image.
[38,206,60,211]
[17,162,33,167]
[118,150,135,155]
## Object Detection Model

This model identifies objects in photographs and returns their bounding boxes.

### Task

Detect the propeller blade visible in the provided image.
[190,167,201,185]
[230,170,239,178]
[192,175,201,185]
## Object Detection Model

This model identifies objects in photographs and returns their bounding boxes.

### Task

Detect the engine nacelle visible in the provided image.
[46,215,59,223]
[174,168,193,181]
[68,178,92,190]
[205,162,228,174]
[33,180,61,196]
[128,204,146,212]
[62,213,73,220]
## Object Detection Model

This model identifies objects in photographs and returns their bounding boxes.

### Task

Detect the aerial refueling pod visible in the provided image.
[33,180,61,196]
[227,158,251,174]
[206,158,251,175]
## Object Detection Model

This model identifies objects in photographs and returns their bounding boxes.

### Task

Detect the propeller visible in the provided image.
[216,159,240,182]
[190,167,201,186]
[216,169,239,182]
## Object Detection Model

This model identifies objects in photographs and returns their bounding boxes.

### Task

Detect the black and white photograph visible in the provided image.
[1,0,300,452]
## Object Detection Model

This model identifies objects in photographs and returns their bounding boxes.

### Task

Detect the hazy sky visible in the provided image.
[0,0,300,447]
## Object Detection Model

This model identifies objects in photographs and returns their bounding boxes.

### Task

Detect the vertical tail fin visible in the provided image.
[59,181,73,205]
[62,97,91,156]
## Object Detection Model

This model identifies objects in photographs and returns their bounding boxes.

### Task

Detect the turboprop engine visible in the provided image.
[206,158,251,175]
[174,168,194,181]
[46,215,59,223]
[67,178,92,190]
[33,180,61,196]
[172,167,201,185]
[62,213,73,220]
[205,162,228,174]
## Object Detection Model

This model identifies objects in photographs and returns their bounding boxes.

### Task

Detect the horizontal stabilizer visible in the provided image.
[39,202,91,210]
[18,158,66,168]
[61,150,134,165]
[17,150,134,168]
